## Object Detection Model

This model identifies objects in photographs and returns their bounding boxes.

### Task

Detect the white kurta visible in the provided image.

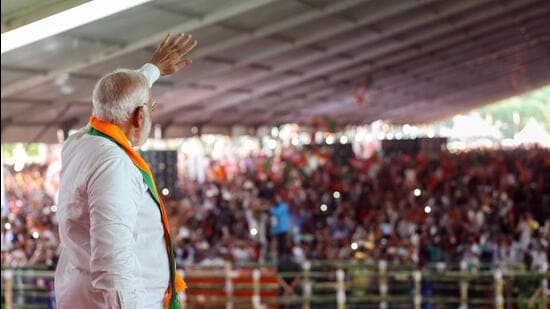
[55,65,170,308]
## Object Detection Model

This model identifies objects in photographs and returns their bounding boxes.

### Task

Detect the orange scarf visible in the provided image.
[88,116,186,309]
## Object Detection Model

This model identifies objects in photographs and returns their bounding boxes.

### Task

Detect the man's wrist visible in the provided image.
[138,63,161,87]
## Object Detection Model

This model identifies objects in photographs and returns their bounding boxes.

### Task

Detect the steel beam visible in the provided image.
[310,57,550,125]
[212,15,547,125]
[1,0,278,98]
[195,0,535,114]
[158,0,444,118]
[179,1,543,124]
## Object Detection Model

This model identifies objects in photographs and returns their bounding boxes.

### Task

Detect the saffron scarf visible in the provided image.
[88,116,186,309]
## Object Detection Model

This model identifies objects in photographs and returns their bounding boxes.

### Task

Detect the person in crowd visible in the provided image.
[276,251,302,309]
[271,192,290,257]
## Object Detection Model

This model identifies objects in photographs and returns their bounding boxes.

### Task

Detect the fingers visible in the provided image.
[174,59,193,71]
[173,33,191,47]
[153,32,197,75]
[158,33,171,50]
[159,32,196,54]
[157,33,182,52]
[178,39,197,56]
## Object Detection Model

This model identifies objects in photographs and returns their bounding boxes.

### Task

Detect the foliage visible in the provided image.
[2,143,41,160]
[476,85,550,138]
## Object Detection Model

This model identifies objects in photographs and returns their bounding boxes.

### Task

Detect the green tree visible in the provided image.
[477,85,550,138]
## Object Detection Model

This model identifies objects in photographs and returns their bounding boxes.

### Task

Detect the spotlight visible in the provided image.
[413,189,421,197]
[320,204,328,212]
[250,228,258,236]
[351,242,359,250]
[424,206,432,214]
[161,188,170,196]
[51,205,58,212]
[32,232,40,239]
[333,191,341,199]
[4,223,11,230]
[339,136,348,144]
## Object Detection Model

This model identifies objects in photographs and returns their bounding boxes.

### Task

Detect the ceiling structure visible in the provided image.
[1,0,549,142]
[1,0,89,33]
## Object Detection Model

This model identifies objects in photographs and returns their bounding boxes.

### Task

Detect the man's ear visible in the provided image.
[132,106,145,127]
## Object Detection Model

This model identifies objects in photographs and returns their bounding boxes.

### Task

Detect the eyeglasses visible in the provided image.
[143,100,157,111]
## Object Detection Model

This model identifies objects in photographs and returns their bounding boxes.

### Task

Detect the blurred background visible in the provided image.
[1,0,549,308]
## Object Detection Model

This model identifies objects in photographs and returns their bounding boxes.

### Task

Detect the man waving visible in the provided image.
[55,33,196,309]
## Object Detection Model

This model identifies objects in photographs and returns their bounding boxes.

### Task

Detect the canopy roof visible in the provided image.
[514,117,550,146]
[2,0,550,142]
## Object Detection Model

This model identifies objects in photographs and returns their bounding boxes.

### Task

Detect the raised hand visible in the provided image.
[149,33,197,76]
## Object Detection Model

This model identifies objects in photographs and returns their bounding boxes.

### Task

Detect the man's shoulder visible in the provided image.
[62,127,129,166]
[62,131,145,191]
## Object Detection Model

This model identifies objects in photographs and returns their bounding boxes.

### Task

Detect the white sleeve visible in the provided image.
[87,156,142,308]
[137,63,161,87]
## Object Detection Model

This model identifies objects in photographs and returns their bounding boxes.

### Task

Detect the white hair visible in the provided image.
[92,69,150,123]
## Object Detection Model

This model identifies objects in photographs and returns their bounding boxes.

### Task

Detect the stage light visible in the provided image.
[51,205,57,212]
[424,206,432,214]
[351,242,358,250]
[333,191,341,199]
[320,204,328,212]
[1,0,151,53]
[4,223,11,230]
[413,189,421,197]
[250,228,258,236]
[326,135,334,145]
[339,136,348,144]
[161,188,170,196]
[32,232,40,239]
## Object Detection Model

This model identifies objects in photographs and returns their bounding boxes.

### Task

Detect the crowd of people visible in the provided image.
[2,145,549,276]
[169,145,549,273]
[1,164,59,269]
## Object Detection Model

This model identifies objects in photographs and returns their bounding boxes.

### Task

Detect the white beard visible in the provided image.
[136,113,152,147]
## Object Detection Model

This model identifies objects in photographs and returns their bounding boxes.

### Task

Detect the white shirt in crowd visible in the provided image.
[55,64,171,308]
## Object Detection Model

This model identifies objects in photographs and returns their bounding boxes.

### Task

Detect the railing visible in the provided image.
[2,261,548,308]
[1,269,55,309]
